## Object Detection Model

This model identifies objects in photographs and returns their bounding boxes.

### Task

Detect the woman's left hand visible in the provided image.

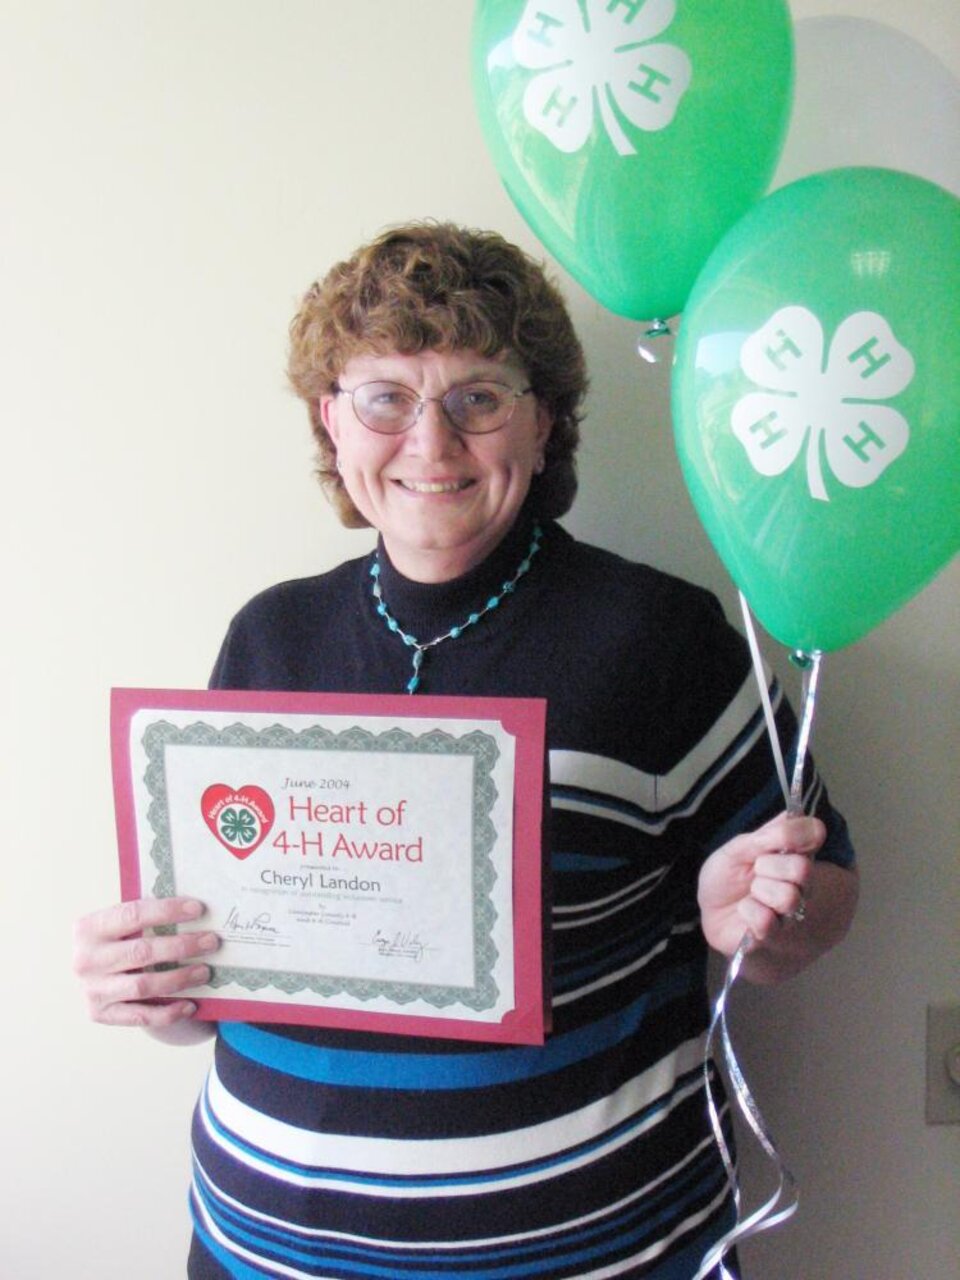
[698,812,858,983]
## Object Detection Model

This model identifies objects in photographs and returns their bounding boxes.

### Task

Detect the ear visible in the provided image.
[319,393,341,447]
[534,400,554,451]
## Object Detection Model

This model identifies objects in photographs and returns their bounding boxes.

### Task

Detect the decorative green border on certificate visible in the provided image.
[140,719,502,1011]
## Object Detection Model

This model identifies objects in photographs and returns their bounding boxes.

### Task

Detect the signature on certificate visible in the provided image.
[223,906,280,937]
[371,929,429,963]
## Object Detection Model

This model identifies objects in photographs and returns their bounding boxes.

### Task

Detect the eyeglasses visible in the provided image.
[336,379,533,436]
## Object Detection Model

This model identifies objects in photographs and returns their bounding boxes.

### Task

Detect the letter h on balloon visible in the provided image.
[842,419,887,464]
[628,64,673,104]
[765,327,804,371]
[747,408,789,451]
[608,0,648,24]
[847,336,893,380]
[525,9,563,47]
[543,84,579,128]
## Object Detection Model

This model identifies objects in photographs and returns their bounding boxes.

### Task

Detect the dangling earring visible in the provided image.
[335,458,343,475]
[534,453,546,475]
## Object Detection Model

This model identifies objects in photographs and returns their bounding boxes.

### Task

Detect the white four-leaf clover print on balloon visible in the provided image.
[731,307,915,503]
[512,0,692,155]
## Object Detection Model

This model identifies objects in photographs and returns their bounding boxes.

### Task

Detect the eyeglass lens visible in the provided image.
[347,381,525,434]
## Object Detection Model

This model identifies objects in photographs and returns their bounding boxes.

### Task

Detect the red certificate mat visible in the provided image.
[112,688,548,1044]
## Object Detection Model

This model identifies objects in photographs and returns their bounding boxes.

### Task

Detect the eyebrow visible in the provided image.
[345,354,524,385]
[363,372,515,386]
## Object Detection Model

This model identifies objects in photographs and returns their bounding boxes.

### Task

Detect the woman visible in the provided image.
[75,223,859,1279]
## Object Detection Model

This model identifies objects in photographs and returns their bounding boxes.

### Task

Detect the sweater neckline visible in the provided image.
[370,515,545,640]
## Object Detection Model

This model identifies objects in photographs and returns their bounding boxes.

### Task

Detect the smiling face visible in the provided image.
[320,349,552,583]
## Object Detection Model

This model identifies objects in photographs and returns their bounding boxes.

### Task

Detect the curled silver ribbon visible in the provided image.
[697,602,823,1278]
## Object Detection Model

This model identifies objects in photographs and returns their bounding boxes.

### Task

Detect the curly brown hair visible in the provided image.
[287,221,587,527]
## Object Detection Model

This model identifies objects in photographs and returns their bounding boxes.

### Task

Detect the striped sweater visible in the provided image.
[188,518,853,1279]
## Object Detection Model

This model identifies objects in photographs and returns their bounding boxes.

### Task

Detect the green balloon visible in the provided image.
[672,167,960,653]
[472,0,794,320]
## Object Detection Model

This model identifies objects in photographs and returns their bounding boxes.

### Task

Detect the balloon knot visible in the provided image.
[636,319,673,363]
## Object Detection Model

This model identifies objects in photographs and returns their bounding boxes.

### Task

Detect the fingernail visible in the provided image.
[182,1001,198,1017]
[182,900,205,919]
[187,965,211,984]
[196,932,220,953]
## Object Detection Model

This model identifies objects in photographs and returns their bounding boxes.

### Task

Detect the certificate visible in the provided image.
[111,688,548,1044]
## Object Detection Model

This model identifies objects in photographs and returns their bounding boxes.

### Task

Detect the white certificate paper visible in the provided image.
[112,688,548,1043]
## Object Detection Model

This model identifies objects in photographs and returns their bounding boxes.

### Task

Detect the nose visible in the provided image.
[404,397,464,461]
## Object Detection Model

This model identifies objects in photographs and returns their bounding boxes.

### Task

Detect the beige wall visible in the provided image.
[3,2,957,1276]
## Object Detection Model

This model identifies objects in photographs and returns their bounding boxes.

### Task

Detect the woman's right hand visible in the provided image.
[73,897,220,1030]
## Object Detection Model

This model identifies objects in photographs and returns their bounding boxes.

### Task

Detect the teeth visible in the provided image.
[399,480,469,493]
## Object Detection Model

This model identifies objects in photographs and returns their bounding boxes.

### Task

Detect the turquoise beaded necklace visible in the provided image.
[369,524,543,694]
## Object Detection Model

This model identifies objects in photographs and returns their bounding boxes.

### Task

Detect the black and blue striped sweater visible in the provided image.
[188,517,853,1280]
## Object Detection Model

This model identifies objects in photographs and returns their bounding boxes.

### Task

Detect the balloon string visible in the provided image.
[698,603,824,1278]
[738,592,789,807]
[696,932,799,1280]
[788,652,822,816]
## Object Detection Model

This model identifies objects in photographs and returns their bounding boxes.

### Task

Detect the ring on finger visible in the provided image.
[785,887,807,924]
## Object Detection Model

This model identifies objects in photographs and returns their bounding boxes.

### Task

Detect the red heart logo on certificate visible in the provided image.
[201,784,275,859]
